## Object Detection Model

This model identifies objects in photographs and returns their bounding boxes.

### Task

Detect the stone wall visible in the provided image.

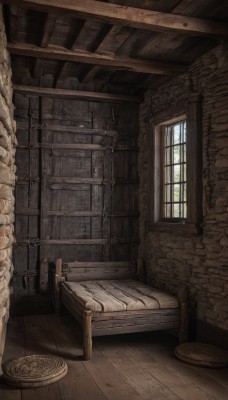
[0,5,16,373]
[139,44,228,333]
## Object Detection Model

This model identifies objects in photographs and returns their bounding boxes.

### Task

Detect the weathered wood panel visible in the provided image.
[13,94,139,313]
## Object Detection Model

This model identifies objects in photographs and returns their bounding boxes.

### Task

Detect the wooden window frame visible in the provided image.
[160,117,187,222]
[146,94,203,235]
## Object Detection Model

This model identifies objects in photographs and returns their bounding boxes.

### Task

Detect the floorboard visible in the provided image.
[49,314,108,400]
[0,317,24,400]
[1,314,228,400]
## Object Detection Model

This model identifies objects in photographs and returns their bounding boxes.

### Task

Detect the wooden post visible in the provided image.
[54,258,63,312]
[178,286,188,343]
[83,310,92,360]
[137,258,146,283]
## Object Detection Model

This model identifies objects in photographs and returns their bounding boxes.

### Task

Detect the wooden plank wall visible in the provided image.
[12,93,139,313]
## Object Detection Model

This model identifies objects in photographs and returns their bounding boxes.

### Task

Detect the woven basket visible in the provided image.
[3,355,68,388]
[175,342,228,368]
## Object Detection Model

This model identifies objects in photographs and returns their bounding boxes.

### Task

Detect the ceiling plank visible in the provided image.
[8,42,186,75]
[33,13,57,77]
[79,24,114,83]
[13,84,140,103]
[81,25,134,83]
[56,20,86,82]
[40,13,57,47]
[3,0,228,36]
[56,20,108,84]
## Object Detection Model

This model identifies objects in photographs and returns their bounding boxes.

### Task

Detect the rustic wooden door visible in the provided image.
[13,94,139,314]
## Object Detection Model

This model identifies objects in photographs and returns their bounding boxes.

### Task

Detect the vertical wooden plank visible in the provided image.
[28,96,40,296]
[39,97,50,293]
[39,259,49,293]
[0,317,23,399]
[90,103,104,260]
[22,315,62,400]
[102,103,115,261]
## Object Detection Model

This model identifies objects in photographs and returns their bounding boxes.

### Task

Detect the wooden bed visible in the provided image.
[54,259,188,360]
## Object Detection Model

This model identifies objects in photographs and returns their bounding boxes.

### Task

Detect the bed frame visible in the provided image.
[54,258,188,360]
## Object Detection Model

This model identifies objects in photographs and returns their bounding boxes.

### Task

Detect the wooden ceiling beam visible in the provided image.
[3,0,228,36]
[13,85,140,103]
[79,24,114,83]
[81,25,133,83]
[55,20,100,85]
[40,13,57,48]
[8,42,186,76]
[56,20,86,82]
[33,13,57,78]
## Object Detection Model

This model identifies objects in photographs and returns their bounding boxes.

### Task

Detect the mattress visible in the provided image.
[62,279,178,312]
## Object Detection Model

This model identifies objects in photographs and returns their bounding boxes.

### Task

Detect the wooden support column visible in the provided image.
[83,310,92,360]
[54,258,63,311]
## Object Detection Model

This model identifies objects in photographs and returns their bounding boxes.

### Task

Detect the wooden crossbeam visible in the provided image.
[4,0,228,36]
[8,42,186,75]
[13,84,140,103]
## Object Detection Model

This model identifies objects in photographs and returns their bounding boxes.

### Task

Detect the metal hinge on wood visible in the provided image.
[12,270,38,289]
[13,271,38,277]
[14,236,41,247]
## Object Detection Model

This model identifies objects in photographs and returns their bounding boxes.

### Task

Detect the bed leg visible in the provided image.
[54,258,64,313]
[178,286,188,343]
[83,310,92,360]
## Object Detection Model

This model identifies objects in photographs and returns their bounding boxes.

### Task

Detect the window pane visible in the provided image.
[174,164,181,182]
[165,148,170,165]
[183,143,186,162]
[180,144,186,163]
[184,183,187,201]
[183,203,187,218]
[173,145,180,164]
[173,125,180,144]
[173,203,180,217]
[164,167,171,184]
[173,184,180,201]
[165,128,171,146]
[165,184,171,202]
[184,164,186,181]
[165,203,171,218]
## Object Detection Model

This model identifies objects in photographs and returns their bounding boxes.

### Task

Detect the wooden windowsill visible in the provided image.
[145,221,202,235]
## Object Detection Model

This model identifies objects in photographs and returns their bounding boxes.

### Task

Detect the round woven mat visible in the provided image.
[175,342,228,368]
[3,355,68,388]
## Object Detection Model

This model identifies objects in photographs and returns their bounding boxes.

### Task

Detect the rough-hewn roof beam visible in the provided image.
[4,0,228,36]
[33,13,57,77]
[8,42,187,76]
[81,25,133,83]
[13,85,140,103]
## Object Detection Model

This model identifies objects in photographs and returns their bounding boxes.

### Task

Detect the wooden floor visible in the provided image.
[1,314,228,400]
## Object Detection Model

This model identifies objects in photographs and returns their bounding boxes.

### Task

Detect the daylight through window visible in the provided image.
[161,120,187,220]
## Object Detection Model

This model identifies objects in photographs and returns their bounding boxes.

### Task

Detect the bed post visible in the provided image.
[137,258,147,283]
[83,310,92,360]
[178,286,188,343]
[54,258,64,312]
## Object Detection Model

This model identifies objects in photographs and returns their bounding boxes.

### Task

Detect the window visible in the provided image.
[161,118,187,221]
[147,95,203,234]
